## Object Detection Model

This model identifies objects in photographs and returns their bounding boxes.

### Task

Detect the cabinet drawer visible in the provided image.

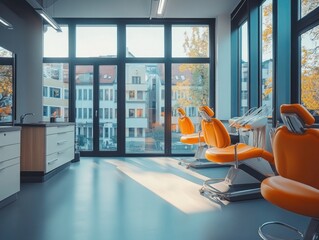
[0,163,20,202]
[45,152,59,173]
[0,144,20,163]
[0,131,20,147]
[58,146,74,165]
[0,157,20,169]
[56,131,74,147]
[46,125,74,135]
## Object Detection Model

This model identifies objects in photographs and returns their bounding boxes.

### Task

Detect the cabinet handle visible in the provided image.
[48,159,58,165]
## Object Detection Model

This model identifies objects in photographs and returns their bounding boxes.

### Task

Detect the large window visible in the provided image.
[261,0,273,110]
[171,25,210,154]
[239,21,249,116]
[43,20,213,156]
[171,64,209,154]
[300,24,319,114]
[0,47,14,124]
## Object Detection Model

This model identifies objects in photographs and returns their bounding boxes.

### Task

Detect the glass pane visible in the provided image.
[126,25,164,57]
[171,63,209,154]
[0,65,13,123]
[301,24,319,115]
[301,0,319,18]
[42,63,69,122]
[125,63,165,153]
[76,25,117,58]
[0,47,13,58]
[261,0,273,111]
[99,65,118,151]
[172,25,209,58]
[43,25,69,57]
[75,65,93,151]
[240,21,249,116]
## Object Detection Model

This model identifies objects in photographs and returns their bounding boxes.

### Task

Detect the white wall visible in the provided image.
[215,13,231,120]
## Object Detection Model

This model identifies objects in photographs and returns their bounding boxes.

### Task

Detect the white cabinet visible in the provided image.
[0,128,21,202]
[20,123,74,180]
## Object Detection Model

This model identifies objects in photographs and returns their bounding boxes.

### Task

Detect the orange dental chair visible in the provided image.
[177,107,219,169]
[258,104,319,240]
[198,106,275,201]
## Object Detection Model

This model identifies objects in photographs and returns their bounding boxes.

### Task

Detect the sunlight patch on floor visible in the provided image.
[106,158,221,214]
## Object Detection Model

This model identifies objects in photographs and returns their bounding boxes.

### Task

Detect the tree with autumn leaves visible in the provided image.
[262,0,319,113]
[0,48,13,120]
[173,27,209,110]
[300,0,319,113]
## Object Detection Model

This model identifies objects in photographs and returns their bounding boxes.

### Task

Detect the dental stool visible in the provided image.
[198,106,275,202]
[259,104,319,240]
[177,107,218,169]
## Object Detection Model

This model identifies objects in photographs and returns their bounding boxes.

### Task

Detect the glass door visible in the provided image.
[75,64,118,153]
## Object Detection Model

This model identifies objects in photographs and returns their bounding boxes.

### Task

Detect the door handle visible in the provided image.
[95,110,98,117]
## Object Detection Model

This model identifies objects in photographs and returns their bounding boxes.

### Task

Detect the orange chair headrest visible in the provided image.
[198,106,215,118]
[177,108,186,117]
[280,104,315,126]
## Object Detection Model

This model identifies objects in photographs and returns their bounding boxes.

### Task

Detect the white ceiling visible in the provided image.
[42,0,241,19]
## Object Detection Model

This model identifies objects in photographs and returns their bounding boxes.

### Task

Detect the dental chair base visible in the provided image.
[199,163,270,202]
[258,218,319,240]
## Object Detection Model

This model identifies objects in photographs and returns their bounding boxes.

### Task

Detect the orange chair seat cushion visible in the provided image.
[180,133,205,144]
[261,176,319,218]
[205,143,274,164]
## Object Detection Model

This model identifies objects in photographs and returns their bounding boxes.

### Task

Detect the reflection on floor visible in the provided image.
[0,157,308,240]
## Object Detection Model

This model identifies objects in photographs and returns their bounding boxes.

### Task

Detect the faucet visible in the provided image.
[20,113,34,124]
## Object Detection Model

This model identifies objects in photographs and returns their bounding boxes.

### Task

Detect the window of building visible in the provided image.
[43,86,48,97]
[78,108,82,119]
[83,89,87,100]
[128,128,135,137]
[129,109,135,118]
[136,109,143,117]
[99,108,103,119]
[50,87,61,98]
[104,108,109,119]
[105,89,109,100]
[129,90,135,99]
[83,108,88,119]
[137,128,143,137]
[137,91,143,100]
[132,76,141,84]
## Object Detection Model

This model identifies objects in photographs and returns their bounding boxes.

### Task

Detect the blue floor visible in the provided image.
[0,157,309,240]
